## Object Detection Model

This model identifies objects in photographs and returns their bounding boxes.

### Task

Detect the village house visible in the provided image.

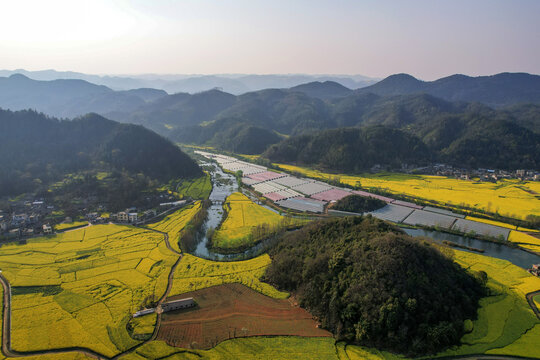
[42,224,53,235]
[128,213,138,223]
[117,212,129,222]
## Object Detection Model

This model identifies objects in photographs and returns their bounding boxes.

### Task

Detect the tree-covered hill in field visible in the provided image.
[0,109,201,198]
[264,216,486,356]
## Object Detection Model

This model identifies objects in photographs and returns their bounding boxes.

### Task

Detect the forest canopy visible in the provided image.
[264,216,486,355]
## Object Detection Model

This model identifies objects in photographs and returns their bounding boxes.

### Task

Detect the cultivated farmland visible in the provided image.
[276,164,540,220]
[146,202,202,253]
[176,175,212,200]
[169,253,288,299]
[157,283,331,349]
[211,193,287,250]
[0,224,177,357]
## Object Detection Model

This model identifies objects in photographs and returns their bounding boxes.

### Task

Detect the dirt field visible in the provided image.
[157,283,331,349]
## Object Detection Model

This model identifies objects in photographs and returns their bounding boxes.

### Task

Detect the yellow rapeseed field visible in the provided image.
[0,224,178,357]
[212,192,286,249]
[147,202,202,253]
[508,230,540,253]
[276,164,540,220]
[169,253,288,299]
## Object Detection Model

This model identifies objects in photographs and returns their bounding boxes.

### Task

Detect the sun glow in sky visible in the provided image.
[1,0,539,79]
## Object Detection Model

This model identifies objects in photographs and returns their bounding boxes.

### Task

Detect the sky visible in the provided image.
[0,0,539,80]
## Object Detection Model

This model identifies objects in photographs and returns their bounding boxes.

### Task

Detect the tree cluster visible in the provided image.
[264,216,486,355]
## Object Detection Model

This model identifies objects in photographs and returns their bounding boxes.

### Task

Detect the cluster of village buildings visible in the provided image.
[0,197,187,240]
[418,164,540,182]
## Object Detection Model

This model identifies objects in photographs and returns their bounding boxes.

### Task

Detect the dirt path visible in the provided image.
[526,290,540,320]
[0,226,183,360]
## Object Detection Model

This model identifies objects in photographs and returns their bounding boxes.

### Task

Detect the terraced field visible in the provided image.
[157,283,331,349]
[276,164,540,220]
[212,193,294,250]
[0,224,177,357]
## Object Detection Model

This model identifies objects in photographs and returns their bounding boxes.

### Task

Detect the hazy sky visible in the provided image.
[1,0,539,80]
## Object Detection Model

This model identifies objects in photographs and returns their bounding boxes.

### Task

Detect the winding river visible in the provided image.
[190,161,540,269]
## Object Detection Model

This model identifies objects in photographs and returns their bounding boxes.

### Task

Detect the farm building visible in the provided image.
[162,298,196,312]
[133,308,156,318]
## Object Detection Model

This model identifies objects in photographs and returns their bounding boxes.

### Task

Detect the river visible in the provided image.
[404,228,540,269]
[189,161,540,268]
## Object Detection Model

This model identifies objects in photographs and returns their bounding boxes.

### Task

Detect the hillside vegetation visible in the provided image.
[265,216,486,356]
[331,194,386,213]
[0,109,201,204]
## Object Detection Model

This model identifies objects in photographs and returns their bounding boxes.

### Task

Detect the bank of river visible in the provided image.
[191,161,540,269]
[404,228,540,269]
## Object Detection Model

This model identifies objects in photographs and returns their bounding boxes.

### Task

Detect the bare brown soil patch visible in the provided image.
[156,283,331,349]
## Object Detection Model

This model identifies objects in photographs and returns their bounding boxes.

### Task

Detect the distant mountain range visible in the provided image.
[356,73,540,108]
[0,69,378,94]
[1,70,539,170]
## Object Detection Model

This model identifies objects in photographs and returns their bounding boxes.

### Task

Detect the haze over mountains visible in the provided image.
[1,71,539,171]
[0,69,378,95]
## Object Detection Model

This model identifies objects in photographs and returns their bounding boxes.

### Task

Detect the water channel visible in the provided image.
[189,161,540,269]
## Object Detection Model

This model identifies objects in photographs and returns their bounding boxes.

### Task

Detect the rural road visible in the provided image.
[526,290,540,320]
[0,226,185,360]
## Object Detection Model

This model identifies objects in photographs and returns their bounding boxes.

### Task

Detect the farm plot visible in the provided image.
[276,197,326,213]
[452,218,510,240]
[291,181,332,196]
[353,190,393,203]
[129,337,340,360]
[272,176,311,188]
[402,209,458,229]
[434,249,540,359]
[212,193,288,250]
[246,171,285,182]
[275,164,540,220]
[508,230,540,253]
[55,221,89,231]
[176,175,212,200]
[146,202,202,253]
[423,206,465,218]
[0,224,177,357]
[169,253,287,299]
[253,181,286,195]
[465,216,518,230]
[368,204,413,223]
[390,199,423,210]
[311,188,351,202]
[157,283,331,349]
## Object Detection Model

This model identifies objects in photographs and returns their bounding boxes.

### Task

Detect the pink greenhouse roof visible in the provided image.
[311,188,351,202]
[264,192,287,202]
[352,190,394,203]
[246,171,284,182]
[391,199,424,210]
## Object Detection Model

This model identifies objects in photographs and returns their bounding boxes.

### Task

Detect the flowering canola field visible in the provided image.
[212,193,284,249]
[276,164,540,220]
[0,224,177,357]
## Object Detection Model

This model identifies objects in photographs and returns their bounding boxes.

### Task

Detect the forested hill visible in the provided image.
[355,72,540,108]
[265,216,486,355]
[263,120,540,171]
[263,127,433,172]
[0,109,201,197]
